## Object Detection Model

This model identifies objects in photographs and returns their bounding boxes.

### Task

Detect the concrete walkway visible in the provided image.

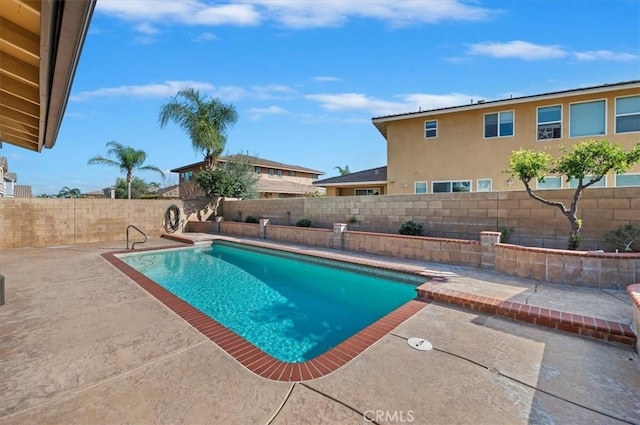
[0,238,638,424]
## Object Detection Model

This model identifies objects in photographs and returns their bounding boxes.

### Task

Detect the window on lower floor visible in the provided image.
[536,176,562,189]
[537,105,562,140]
[477,179,492,192]
[424,120,437,138]
[616,95,640,133]
[414,181,427,194]
[568,175,606,188]
[615,173,640,187]
[432,180,471,193]
[355,188,380,196]
[570,99,606,137]
[484,111,514,138]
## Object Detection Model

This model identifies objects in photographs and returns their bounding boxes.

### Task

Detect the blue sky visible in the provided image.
[3,0,639,195]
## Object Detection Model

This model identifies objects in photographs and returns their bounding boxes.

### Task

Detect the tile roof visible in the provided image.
[14,185,32,198]
[170,154,324,175]
[313,166,387,186]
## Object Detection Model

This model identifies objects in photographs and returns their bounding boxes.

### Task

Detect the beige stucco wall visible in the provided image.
[0,198,178,248]
[385,86,640,194]
[223,187,640,250]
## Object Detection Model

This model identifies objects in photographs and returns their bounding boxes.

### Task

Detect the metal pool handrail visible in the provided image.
[126,225,147,250]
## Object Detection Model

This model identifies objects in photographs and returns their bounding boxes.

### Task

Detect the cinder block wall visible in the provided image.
[222,187,640,250]
[0,198,178,248]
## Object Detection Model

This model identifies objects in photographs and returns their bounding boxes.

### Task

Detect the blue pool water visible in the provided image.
[120,242,420,362]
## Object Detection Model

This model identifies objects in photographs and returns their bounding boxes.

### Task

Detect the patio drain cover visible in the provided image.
[407,337,433,351]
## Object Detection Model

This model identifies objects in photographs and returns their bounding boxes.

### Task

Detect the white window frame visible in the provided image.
[568,175,607,188]
[424,120,438,139]
[355,188,380,196]
[477,179,492,192]
[414,181,428,194]
[615,95,640,134]
[277,169,283,179]
[431,180,472,193]
[615,173,640,187]
[268,168,275,178]
[537,104,562,140]
[569,98,607,138]
[484,110,514,139]
[536,176,562,190]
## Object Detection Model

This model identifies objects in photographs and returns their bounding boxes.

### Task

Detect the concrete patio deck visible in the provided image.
[1,238,638,424]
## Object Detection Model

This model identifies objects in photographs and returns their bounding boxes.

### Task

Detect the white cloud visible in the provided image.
[135,23,159,35]
[70,81,215,101]
[573,50,639,61]
[248,105,287,121]
[306,92,475,116]
[96,0,494,29]
[96,1,261,26]
[193,32,219,42]
[70,81,297,103]
[469,40,567,60]
[313,76,341,82]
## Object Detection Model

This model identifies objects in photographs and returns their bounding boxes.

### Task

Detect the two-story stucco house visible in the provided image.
[171,154,325,199]
[318,81,639,196]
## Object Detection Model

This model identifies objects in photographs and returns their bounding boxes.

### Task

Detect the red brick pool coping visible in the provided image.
[418,282,636,347]
[102,243,429,382]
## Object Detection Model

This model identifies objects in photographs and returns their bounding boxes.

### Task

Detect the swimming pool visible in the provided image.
[119,241,422,363]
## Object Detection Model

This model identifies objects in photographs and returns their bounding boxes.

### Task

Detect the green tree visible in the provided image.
[194,156,259,214]
[114,177,151,199]
[88,141,164,200]
[158,88,238,170]
[507,139,640,250]
[57,186,82,198]
[334,165,351,176]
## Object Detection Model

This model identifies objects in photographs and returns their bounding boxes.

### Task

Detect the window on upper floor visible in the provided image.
[414,181,427,194]
[570,99,606,137]
[180,171,193,182]
[424,120,437,138]
[537,105,562,140]
[568,175,606,188]
[615,95,640,134]
[268,168,275,178]
[536,176,562,190]
[290,170,296,176]
[477,179,492,192]
[615,173,640,187]
[355,188,380,196]
[277,169,283,179]
[484,111,514,138]
[432,180,471,193]
[255,166,262,174]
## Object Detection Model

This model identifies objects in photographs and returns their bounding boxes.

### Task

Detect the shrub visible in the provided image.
[604,224,640,252]
[499,226,514,243]
[347,216,359,224]
[296,218,312,227]
[245,215,259,224]
[399,220,423,236]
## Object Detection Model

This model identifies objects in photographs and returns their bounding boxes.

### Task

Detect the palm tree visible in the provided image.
[335,165,351,176]
[88,141,164,200]
[158,88,238,170]
[58,187,82,198]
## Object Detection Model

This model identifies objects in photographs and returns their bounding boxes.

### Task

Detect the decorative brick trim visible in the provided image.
[418,283,636,347]
[102,244,429,381]
[499,243,640,259]
[344,230,480,245]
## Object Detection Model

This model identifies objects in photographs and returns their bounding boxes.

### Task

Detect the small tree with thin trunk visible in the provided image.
[506,139,640,250]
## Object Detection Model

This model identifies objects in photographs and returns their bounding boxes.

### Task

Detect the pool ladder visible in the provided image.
[126,225,147,250]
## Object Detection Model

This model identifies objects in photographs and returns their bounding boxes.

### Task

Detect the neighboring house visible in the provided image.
[314,166,388,196]
[14,185,32,198]
[372,80,640,194]
[0,156,21,198]
[171,154,325,199]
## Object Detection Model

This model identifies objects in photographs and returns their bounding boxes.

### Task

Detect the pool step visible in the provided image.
[417,282,636,348]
